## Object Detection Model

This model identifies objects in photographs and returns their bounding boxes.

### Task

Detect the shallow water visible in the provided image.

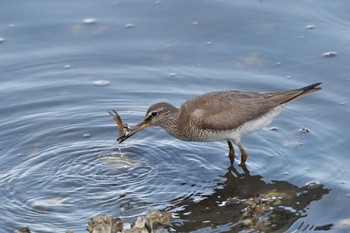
[1,0,349,232]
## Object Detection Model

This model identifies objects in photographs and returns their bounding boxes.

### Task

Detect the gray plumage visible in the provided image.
[117,82,322,166]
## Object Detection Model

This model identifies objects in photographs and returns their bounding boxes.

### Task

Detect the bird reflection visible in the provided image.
[168,167,330,232]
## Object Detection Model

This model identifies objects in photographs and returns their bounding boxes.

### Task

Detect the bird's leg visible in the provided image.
[227,140,235,166]
[237,143,248,166]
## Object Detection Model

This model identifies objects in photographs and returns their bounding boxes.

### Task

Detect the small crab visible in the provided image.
[108,110,132,139]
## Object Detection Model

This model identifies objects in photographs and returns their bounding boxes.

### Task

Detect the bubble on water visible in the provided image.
[323,51,336,57]
[64,64,72,69]
[0,37,5,43]
[192,21,199,26]
[8,24,15,28]
[169,72,177,77]
[207,41,212,45]
[83,134,91,138]
[286,75,292,79]
[306,181,321,189]
[125,23,134,29]
[283,171,289,175]
[83,18,96,25]
[93,80,110,86]
[299,35,304,39]
[276,62,281,65]
[305,25,315,29]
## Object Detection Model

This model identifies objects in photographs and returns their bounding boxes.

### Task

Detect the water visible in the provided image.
[0,0,349,232]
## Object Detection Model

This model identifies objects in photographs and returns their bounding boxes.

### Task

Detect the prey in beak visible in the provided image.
[109,103,169,144]
[109,109,150,144]
[117,121,150,143]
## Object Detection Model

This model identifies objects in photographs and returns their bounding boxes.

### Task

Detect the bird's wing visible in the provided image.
[183,90,304,131]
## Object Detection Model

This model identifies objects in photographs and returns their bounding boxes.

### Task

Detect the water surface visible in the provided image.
[0,0,349,232]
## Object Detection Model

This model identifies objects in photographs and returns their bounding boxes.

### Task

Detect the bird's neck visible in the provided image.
[160,107,183,139]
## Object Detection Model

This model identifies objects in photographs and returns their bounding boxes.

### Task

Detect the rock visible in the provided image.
[17,227,31,233]
[123,217,149,233]
[87,215,123,233]
[146,210,172,228]
[323,51,336,57]
[300,128,310,133]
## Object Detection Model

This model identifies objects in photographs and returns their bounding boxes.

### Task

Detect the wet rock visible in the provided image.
[87,210,171,233]
[323,51,336,57]
[17,227,31,233]
[125,23,134,29]
[87,215,123,233]
[299,128,310,133]
[83,18,96,25]
[305,25,315,29]
[146,210,172,228]
[93,80,110,86]
[123,217,149,233]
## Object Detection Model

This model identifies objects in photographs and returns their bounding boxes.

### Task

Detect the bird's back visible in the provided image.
[178,84,321,132]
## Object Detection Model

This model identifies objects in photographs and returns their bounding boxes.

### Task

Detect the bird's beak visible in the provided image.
[117,120,150,143]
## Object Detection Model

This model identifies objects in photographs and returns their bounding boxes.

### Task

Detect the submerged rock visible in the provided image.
[225,196,241,206]
[224,191,295,232]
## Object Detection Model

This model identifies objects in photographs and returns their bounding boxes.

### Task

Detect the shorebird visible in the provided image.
[117,83,321,166]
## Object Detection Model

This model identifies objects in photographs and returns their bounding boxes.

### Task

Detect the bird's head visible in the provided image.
[117,102,177,143]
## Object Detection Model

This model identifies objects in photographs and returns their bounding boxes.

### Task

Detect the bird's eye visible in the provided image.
[151,111,158,117]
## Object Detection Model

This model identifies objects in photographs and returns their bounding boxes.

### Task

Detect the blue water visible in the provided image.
[1,0,349,232]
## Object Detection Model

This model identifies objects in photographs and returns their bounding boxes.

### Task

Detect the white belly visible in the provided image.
[230,105,285,143]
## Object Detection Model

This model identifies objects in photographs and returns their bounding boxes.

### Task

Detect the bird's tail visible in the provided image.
[298,82,322,95]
